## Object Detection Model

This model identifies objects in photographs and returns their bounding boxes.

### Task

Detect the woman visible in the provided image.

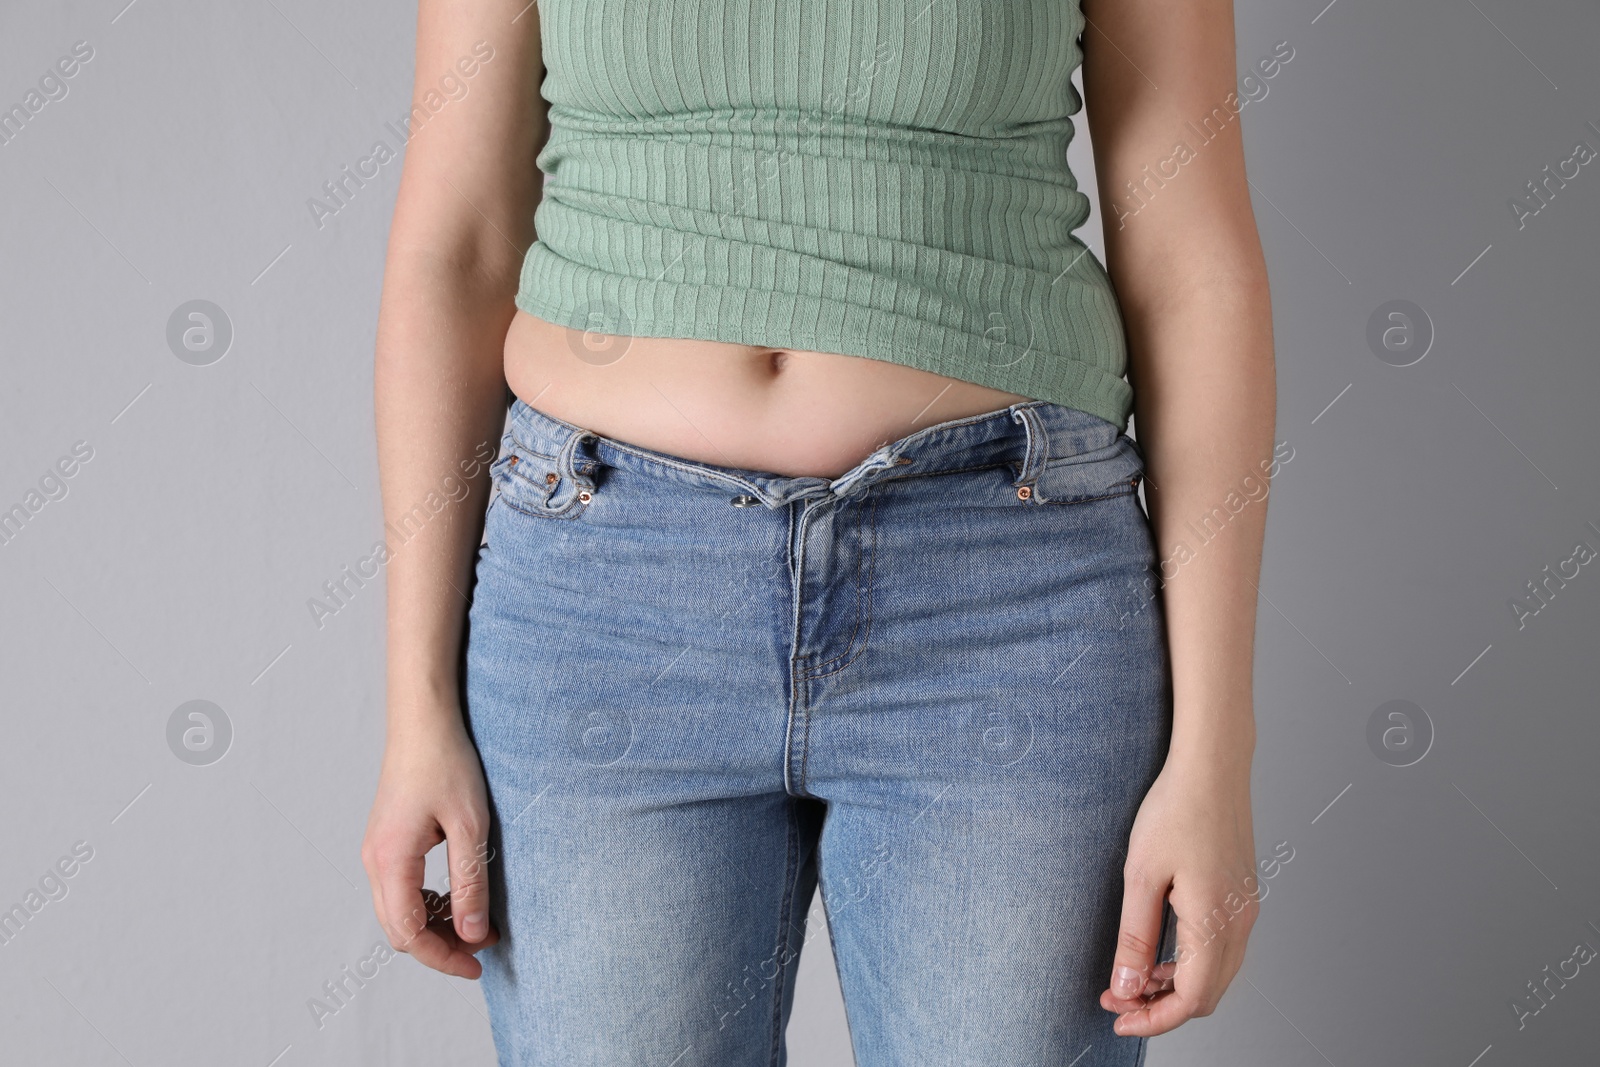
[362,0,1273,1063]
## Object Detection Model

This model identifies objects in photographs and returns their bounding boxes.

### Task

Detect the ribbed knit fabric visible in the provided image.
[517,0,1133,429]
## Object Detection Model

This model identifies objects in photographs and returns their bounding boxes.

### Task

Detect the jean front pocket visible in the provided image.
[491,433,596,521]
[1028,434,1146,506]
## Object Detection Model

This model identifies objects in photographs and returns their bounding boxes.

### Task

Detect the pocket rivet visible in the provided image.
[730,495,761,507]
[578,490,592,503]
[1017,485,1033,501]
[545,472,558,485]
[508,456,518,466]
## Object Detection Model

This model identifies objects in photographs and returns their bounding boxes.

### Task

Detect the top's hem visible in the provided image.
[512,291,1132,433]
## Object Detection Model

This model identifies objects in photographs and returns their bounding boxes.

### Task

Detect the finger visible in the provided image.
[379,857,439,957]
[1094,953,1184,1017]
[444,813,493,944]
[376,849,482,979]
[1168,897,1228,1017]
[424,892,502,954]
[1140,972,1175,997]
[1107,860,1169,1002]
[1114,946,1235,1037]
[1114,899,1231,1036]
[1112,987,1200,1037]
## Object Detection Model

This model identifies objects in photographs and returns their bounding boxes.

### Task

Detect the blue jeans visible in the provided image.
[463,396,1174,1067]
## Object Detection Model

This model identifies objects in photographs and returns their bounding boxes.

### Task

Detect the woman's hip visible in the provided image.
[462,392,1169,784]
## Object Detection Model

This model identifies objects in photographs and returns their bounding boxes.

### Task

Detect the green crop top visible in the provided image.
[516,0,1133,429]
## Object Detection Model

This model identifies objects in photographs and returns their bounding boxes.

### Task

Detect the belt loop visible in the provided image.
[1010,404,1051,487]
[554,425,598,501]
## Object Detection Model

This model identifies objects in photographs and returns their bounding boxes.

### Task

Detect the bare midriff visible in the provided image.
[503,308,1035,480]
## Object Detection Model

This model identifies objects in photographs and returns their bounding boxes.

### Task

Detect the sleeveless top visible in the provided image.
[516,0,1132,429]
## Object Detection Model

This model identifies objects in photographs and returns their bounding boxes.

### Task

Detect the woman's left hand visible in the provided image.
[1099,758,1259,1036]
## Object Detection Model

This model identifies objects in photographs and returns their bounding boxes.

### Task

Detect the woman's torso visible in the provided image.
[505,0,1119,479]
[503,311,1032,479]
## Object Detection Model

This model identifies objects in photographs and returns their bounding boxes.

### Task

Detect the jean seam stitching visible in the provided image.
[591,437,767,496]
[505,431,562,464]
[1013,405,1049,485]
[1036,483,1140,507]
[501,454,567,500]
[784,505,810,798]
[877,460,1014,484]
[1031,405,1052,482]
[502,463,559,496]
[803,492,879,682]
[798,681,815,795]
[495,492,588,521]
[802,498,868,677]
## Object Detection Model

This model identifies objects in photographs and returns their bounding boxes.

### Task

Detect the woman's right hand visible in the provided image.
[360,707,499,979]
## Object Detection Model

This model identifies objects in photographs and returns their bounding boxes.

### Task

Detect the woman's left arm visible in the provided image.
[1080,0,1278,1037]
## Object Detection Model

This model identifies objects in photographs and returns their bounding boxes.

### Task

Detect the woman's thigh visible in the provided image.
[463,474,821,1067]
[799,476,1173,1067]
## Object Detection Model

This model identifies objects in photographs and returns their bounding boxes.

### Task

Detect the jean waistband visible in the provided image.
[502,394,1134,510]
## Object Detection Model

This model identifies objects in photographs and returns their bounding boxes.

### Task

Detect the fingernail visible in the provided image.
[1114,965,1142,996]
[462,913,486,940]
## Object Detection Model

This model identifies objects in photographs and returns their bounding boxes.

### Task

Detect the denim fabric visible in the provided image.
[462,395,1173,1067]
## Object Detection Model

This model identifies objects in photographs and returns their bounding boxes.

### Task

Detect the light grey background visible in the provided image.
[2,1,1597,1064]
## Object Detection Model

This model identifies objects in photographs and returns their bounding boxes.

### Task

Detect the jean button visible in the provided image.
[730,494,760,507]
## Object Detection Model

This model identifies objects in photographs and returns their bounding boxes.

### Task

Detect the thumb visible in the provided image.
[1109,860,1168,1000]
[445,812,492,944]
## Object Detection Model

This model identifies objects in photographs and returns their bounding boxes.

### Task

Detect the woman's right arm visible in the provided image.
[361,0,546,980]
